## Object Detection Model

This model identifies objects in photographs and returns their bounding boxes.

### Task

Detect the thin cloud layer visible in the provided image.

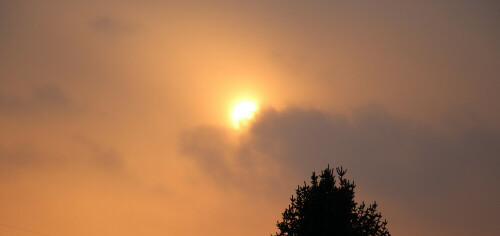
[1,1,499,235]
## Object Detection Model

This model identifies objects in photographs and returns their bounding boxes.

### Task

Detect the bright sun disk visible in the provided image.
[232,101,258,128]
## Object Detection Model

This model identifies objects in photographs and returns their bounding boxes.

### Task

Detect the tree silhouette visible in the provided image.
[274,166,390,236]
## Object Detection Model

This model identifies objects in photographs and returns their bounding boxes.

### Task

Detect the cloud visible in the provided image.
[73,136,125,171]
[179,105,500,234]
[89,16,133,35]
[0,143,44,168]
[0,84,71,115]
[0,136,126,180]
[179,126,284,194]
[180,126,233,179]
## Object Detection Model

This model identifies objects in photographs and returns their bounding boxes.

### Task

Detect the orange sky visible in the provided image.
[1,1,499,236]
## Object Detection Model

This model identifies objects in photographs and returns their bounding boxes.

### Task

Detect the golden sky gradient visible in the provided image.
[1,1,499,236]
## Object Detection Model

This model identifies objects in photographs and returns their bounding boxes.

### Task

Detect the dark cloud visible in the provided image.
[0,84,71,115]
[179,105,500,235]
[0,143,44,168]
[73,136,125,171]
[89,16,133,35]
[179,126,283,193]
[0,137,126,179]
[180,126,233,179]
[0,142,68,181]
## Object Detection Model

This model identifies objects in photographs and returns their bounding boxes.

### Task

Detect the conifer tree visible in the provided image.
[274,166,390,236]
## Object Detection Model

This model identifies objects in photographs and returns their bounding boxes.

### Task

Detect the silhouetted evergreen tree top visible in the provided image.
[274,166,390,236]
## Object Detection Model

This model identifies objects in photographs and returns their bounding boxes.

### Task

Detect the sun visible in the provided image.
[232,101,258,128]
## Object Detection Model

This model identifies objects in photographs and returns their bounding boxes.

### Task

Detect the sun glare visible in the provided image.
[232,101,258,128]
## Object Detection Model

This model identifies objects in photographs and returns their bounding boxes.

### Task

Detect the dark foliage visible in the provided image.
[274,166,390,236]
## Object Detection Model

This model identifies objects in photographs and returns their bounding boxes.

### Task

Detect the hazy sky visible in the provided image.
[1,1,499,236]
